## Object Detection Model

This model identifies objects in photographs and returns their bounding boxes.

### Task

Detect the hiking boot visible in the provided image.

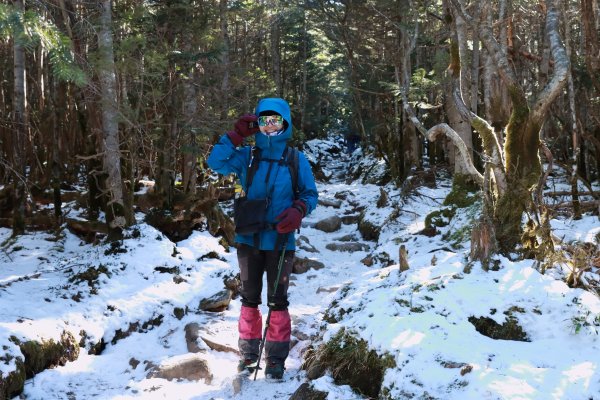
[237,359,258,374]
[265,361,285,380]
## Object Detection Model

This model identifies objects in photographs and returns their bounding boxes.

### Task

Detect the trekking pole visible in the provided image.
[253,233,289,381]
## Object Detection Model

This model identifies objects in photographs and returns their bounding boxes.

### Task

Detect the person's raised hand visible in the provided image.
[227,114,259,146]
[275,200,307,234]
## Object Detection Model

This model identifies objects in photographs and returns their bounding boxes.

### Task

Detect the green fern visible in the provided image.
[0,4,87,86]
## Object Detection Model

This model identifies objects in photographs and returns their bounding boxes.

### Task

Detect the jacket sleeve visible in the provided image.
[297,152,319,215]
[207,134,248,177]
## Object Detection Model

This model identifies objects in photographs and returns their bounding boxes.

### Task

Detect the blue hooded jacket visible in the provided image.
[207,98,318,250]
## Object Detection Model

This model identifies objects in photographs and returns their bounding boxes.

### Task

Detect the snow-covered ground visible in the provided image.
[1,139,599,399]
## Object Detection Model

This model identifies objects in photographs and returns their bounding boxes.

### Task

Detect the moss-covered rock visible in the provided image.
[0,358,26,400]
[1,331,80,398]
[425,207,456,229]
[303,328,396,398]
[444,174,479,208]
[358,212,381,242]
[18,332,80,378]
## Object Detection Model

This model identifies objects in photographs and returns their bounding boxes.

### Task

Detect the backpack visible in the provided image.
[245,146,300,200]
[232,145,300,240]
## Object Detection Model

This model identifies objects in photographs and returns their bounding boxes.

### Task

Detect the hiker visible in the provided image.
[344,131,360,154]
[207,97,318,379]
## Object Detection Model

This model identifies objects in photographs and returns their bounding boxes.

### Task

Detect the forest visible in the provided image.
[1,1,600,398]
[1,0,599,252]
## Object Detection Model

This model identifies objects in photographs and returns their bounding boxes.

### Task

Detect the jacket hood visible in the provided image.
[254,97,292,157]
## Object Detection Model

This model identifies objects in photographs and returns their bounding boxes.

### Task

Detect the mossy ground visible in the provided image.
[69,264,111,290]
[1,331,79,398]
[443,175,479,208]
[303,328,396,398]
[468,315,529,342]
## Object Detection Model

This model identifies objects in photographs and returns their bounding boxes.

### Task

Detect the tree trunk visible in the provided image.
[271,19,282,98]
[219,0,230,119]
[478,0,569,250]
[397,0,420,174]
[300,14,308,134]
[51,79,66,222]
[12,0,27,236]
[98,0,128,238]
[181,72,198,196]
[156,81,177,209]
[563,0,581,219]
[581,0,600,92]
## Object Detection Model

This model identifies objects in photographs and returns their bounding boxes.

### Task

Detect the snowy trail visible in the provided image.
[178,155,379,399]
[8,144,599,399]
[13,149,381,399]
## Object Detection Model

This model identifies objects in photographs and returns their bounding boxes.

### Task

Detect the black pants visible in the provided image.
[237,244,295,310]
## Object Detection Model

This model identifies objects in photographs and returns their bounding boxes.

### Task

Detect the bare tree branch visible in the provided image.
[530,0,569,124]
[427,123,484,185]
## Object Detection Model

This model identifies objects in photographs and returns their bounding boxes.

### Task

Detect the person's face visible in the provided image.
[258,115,284,135]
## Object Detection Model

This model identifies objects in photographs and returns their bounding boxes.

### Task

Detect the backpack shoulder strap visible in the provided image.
[245,146,261,191]
[245,146,299,199]
[285,146,300,200]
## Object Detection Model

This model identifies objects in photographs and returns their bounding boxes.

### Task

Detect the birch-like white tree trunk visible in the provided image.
[563,0,581,219]
[98,0,127,232]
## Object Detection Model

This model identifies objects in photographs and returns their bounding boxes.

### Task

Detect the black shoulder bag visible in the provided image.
[233,147,269,235]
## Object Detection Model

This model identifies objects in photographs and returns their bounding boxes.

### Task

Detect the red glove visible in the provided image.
[227,114,260,146]
[275,200,307,234]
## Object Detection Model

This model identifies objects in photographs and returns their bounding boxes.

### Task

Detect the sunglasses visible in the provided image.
[258,115,284,127]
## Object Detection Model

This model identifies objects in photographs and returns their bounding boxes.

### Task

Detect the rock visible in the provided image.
[147,354,212,383]
[199,289,232,312]
[325,242,370,252]
[129,358,140,369]
[399,245,410,272]
[361,255,374,266]
[297,235,311,243]
[184,323,202,353]
[318,198,343,208]
[201,336,239,355]
[314,216,342,233]
[334,191,351,200]
[223,274,241,298]
[173,307,186,320]
[292,329,310,341]
[297,235,319,253]
[358,213,381,241]
[417,226,438,237]
[299,243,319,253]
[1,331,81,400]
[341,214,360,225]
[293,257,326,274]
[334,234,358,242]
[289,382,328,400]
[376,187,388,208]
[316,286,339,294]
